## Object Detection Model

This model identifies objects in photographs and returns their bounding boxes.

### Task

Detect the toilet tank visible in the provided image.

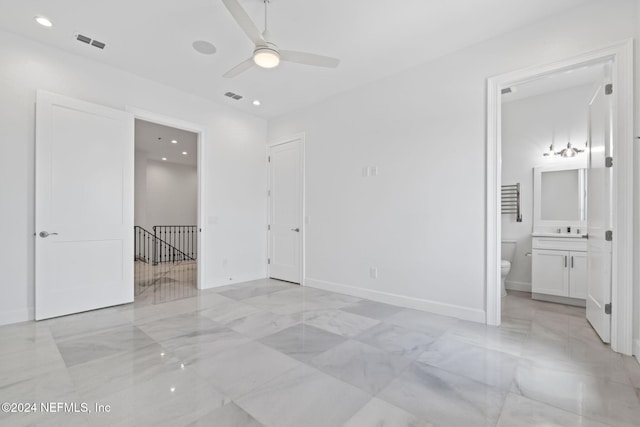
[501,240,517,262]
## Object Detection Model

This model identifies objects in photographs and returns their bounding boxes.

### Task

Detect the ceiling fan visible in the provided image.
[221,0,340,78]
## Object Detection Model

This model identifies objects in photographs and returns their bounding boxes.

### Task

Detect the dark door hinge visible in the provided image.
[605,157,613,168]
[605,230,613,241]
[605,83,613,95]
[605,303,612,315]
[267,258,271,265]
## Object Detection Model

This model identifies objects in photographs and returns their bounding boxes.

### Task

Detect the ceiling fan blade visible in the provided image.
[280,50,340,68]
[221,0,264,45]
[223,57,255,78]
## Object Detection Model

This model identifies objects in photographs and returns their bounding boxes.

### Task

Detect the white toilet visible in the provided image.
[501,240,517,297]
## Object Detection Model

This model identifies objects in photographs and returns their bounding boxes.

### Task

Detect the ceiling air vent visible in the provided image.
[501,87,513,95]
[75,33,106,50]
[224,91,243,101]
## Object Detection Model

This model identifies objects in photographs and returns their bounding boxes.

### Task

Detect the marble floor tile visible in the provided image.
[310,339,411,395]
[343,397,434,427]
[135,312,222,343]
[56,325,155,367]
[86,368,230,427]
[356,322,436,360]
[385,308,459,337]
[258,323,346,363]
[497,393,610,427]
[160,325,251,365]
[442,320,527,356]
[237,364,371,427]
[187,402,265,427]
[416,336,519,390]
[47,308,132,342]
[1,279,638,426]
[68,343,182,400]
[190,341,301,399]
[218,278,295,300]
[198,298,262,325]
[513,358,640,427]
[0,339,67,387]
[302,308,380,338]
[378,363,508,427]
[341,299,405,320]
[226,311,303,339]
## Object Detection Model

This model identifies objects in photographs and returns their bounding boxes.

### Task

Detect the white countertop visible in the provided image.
[532,232,587,239]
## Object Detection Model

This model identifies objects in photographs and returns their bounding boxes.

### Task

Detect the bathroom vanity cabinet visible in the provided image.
[531,235,587,306]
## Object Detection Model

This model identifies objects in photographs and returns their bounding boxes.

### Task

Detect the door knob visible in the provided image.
[39,231,59,238]
[291,228,300,232]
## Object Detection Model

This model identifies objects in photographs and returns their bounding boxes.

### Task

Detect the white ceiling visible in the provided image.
[135,119,198,167]
[0,0,594,118]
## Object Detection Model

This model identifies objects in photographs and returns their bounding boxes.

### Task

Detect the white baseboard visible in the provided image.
[506,280,531,292]
[306,278,485,323]
[204,274,267,289]
[634,338,640,361]
[0,307,34,326]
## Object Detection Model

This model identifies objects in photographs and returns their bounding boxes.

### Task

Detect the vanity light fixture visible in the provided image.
[543,142,586,158]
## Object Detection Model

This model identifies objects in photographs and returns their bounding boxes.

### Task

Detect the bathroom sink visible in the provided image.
[531,232,587,239]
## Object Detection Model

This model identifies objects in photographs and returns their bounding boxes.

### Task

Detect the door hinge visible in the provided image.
[267,224,271,231]
[604,303,612,315]
[605,83,613,95]
[267,258,271,265]
[605,157,613,168]
[268,156,271,162]
[605,230,613,241]
[267,189,271,197]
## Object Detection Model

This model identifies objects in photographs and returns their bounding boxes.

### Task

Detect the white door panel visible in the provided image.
[586,76,613,343]
[268,140,302,283]
[36,91,134,320]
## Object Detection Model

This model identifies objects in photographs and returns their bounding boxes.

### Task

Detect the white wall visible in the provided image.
[634,0,640,361]
[0,29,268,325]
[501,84,592,292]
[268,0,638,322]
[135,153,198,231]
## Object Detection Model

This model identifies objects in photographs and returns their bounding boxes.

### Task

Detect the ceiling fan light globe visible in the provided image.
[254,48,280,68]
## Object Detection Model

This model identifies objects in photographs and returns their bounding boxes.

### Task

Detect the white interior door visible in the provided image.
[35,91,134,320]
[268,139,302,283]
[586,76,613,343]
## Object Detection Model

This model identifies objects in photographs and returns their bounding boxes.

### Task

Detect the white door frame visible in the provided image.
[485,40,634,355]
[126,107,207,290]
[267,133,306,285]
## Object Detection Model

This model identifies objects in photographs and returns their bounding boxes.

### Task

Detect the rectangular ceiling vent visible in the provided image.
[224,91,243,101]
[75,33,106,50]
[501,87,513,95]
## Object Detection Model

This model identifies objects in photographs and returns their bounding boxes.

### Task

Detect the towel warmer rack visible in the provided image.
[501,183,522,222]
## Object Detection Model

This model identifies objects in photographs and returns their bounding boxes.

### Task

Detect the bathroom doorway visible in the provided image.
[486,41,634,355]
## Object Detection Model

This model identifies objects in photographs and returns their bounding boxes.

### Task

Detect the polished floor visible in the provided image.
[1,282,639,426]
[134,261,197,305]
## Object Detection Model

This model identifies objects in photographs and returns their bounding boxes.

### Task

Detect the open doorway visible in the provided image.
[133,119,199,304]
[486,41,634,355]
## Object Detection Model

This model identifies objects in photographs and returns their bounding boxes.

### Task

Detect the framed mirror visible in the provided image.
[533,164,587,231]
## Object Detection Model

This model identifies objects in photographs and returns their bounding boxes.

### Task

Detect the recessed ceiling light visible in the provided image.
[34,16,53,27]
[182,151,188,155]
[171,140,178,144]
[162,157,167,161]
[192,40,217,55]
[253,100,261,106]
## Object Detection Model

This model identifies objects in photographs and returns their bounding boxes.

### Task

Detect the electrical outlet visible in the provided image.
[369,267,378,279]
